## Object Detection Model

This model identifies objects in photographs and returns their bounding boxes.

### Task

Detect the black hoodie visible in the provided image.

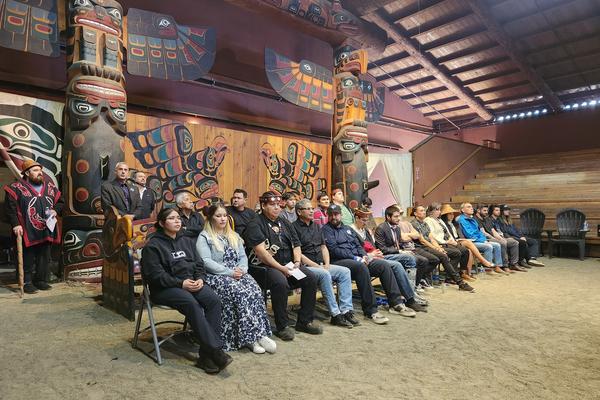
[141,231,206,291]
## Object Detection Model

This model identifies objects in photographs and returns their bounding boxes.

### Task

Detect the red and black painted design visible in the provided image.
[0,0,60,57]
[260,141,327,200]
[126,8,216,81]
[127,123,229,210]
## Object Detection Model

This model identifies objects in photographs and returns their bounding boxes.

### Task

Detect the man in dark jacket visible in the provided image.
[226,188,256,236]
[498,205,544,267]
[4,159,63,293]
[133,170,155,220]
[175,192,205,238]
[322,205,417,320]
[101,162,143,219]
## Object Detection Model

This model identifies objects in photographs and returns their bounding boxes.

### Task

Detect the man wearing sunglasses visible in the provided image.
[243,191,321,341]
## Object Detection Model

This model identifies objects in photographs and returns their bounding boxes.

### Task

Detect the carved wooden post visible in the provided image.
[62,0,127,281]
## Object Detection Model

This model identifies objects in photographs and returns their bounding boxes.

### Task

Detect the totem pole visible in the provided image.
[331,44,378,211]
[62,0,127,281]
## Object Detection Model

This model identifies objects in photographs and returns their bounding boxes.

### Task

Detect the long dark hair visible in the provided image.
[154,208,180,230]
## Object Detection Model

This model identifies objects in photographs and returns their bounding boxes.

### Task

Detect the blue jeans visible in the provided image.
[474,241,502,266]
[379,258,415,301]
[384,252,417,289]
[307,265,353,316]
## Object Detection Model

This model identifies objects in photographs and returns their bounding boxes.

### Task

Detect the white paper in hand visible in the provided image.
[289,268,306,280]
[46,215,57,233]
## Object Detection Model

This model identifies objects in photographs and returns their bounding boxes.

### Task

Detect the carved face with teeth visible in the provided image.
[69,0,123,36]
[67,74,127,132]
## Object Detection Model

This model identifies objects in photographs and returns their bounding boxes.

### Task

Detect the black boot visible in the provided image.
[210,348,233,371]
[196,347,219,374]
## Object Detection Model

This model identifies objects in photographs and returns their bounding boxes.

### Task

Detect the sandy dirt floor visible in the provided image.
[1,257,599,400]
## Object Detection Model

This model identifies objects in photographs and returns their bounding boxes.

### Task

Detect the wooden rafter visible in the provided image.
[367,10,493,121]
[466,0,563,111]
[342,0,399,17]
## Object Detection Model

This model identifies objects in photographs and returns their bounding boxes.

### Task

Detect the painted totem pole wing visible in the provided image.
[0,0,60,57]
[359,80,385,123]
[126,8,215,81]
[265,47,334,114]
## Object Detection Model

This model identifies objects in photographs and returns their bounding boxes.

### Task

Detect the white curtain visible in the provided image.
[367,152,413,210]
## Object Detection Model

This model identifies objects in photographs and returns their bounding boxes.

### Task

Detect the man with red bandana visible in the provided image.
[4,159,63,294]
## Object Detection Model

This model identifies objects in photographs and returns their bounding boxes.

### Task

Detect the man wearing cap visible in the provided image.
[4,159,63,293]
[331,188,354,226]
[476,204,519,274]
[497,205,545,267]
[243,191,321,341]
[100,162,143,219]
[280,192,298,223]
[292,198,356,328]
[322,204,418,320]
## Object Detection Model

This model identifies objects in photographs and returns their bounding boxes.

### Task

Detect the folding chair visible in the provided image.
[132,280,190,365]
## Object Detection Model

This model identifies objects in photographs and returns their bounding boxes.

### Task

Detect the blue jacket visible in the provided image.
[494,218,522,239]
[196,230,248,277]
[321,222,366,262]
[458,215,487,243]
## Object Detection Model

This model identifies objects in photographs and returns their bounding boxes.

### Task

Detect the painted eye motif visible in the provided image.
[343,79,354,87]
[13,122,30,138]
[73,0,90,7]
[158,18,171,28]
[75,102,94,114]
[112,108,126,121]
[108,9,122,20]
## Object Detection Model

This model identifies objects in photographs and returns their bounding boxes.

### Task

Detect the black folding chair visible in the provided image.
[132,280,190,365]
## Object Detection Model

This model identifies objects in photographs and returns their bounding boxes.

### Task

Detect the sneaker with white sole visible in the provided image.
[248,341,266,354]
[366,312,389,325]
[414,295,429,306]
[389,303,416,317]
[258,336,277,354]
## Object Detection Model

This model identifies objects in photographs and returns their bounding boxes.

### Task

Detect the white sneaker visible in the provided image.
[414,294,429,306]
[366,311,389,325]
[258,336,277,354]
[248,341,266,354]
[389,303,417,318]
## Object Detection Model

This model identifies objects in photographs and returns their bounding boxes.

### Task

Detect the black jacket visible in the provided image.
[137,186,156,220]
[141,231,206,291]
[178,208,205,238]
[374,222,400,255]
[101,179,142,219]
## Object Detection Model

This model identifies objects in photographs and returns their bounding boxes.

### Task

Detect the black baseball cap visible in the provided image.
[327,204,342,215]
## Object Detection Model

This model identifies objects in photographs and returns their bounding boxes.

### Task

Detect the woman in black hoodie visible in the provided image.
[141,207,232,374]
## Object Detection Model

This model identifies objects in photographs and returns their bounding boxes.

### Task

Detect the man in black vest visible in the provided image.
[101,162,142,219]
[4,159,63,293]
[133,170,155,220]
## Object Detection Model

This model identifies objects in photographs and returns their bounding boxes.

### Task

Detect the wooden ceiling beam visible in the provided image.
[448,55,511,76]
[483,92,539,105]
[368,51,410,69]
[388,76,438,91]
[412,96,460,109]
[437,42,499,64]
[462,68,521,86]
[421,27,488,52]
[545,66,600,82]
[389,0,446,23]
[497,0,579,26]
[374,64,424,82]
[342,0,400,17]
[467,0,563,111]
[525,31,600,58]
[516,14,600,44]
[400,86,448,100]
[424,104,470,116]
[532,48,600,70]
[368,11,493,121]
[407,10,474,38]
[472,80,531,96]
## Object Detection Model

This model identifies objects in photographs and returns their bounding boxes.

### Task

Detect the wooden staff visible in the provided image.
[16,232,24,297]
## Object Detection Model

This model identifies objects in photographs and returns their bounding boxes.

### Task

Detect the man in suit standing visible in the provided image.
[133,170,155,220]
[101,162,142,219]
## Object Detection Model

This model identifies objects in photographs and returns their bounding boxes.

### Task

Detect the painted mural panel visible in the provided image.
[0,92,63,184]
[124,114,330,209]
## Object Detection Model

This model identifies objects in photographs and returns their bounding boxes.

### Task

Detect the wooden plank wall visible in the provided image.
[124,114,331,208]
